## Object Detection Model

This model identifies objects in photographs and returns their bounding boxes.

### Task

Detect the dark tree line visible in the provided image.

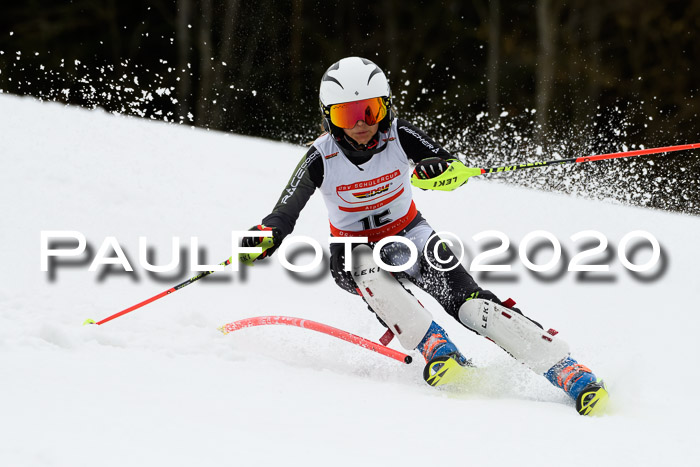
[1,0,699,213]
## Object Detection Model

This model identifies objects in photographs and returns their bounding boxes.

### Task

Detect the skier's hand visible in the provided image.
[412,157,455,180]
[411,159,483,192]
[239,224,281,264]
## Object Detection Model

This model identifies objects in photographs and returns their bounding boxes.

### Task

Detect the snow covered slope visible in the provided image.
[1,94,699,466]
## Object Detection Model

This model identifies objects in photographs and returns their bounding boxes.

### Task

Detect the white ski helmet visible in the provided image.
[319,57,393,136]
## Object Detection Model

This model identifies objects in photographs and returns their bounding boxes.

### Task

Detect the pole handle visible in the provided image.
[410,160,483,191]
[238,237,275,266]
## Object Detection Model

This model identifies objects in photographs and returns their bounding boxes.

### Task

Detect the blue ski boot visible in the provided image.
[545,356,609,416]
[417,321,472,387]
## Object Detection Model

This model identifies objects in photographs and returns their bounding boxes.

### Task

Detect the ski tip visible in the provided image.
[83,319,96,326]
[423,355,471,387]
[577,380,610,416]
[217,325,229,335]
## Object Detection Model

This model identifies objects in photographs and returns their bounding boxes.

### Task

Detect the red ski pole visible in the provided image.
[480,142,700,174]
[219,315,413,364]
[412,142,700,190]
[83,256,233,326]
[83,238,275,326]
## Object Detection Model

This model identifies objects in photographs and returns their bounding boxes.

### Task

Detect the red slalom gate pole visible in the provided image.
[218,315,413,364]
[479,142,700,174]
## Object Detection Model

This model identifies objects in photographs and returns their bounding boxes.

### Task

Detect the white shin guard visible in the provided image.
[351,246,433,350]
[458,299,569,374]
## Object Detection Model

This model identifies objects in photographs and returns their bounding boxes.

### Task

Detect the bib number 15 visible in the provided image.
[360,209,392,230]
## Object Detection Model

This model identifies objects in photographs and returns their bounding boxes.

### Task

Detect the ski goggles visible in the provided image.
[327,97,388,129]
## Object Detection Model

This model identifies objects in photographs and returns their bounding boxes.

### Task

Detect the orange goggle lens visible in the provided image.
[328,97,387,129]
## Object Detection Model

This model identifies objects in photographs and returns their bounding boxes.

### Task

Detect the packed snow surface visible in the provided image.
[1,95,699,466]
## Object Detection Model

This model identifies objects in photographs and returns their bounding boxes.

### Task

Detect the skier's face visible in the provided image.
[343,119,378,145]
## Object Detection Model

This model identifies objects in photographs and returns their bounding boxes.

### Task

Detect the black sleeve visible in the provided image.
[261,146,324,239]
[395,118,455,163]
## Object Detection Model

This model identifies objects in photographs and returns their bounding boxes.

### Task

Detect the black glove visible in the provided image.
[241,224,282,261]
[412,157,454,179]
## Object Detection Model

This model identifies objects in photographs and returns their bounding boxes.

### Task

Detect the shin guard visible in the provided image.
[351,246,433,350]
[458,298,569,374]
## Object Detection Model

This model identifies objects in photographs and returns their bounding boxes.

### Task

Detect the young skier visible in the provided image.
[241,56,608,415]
